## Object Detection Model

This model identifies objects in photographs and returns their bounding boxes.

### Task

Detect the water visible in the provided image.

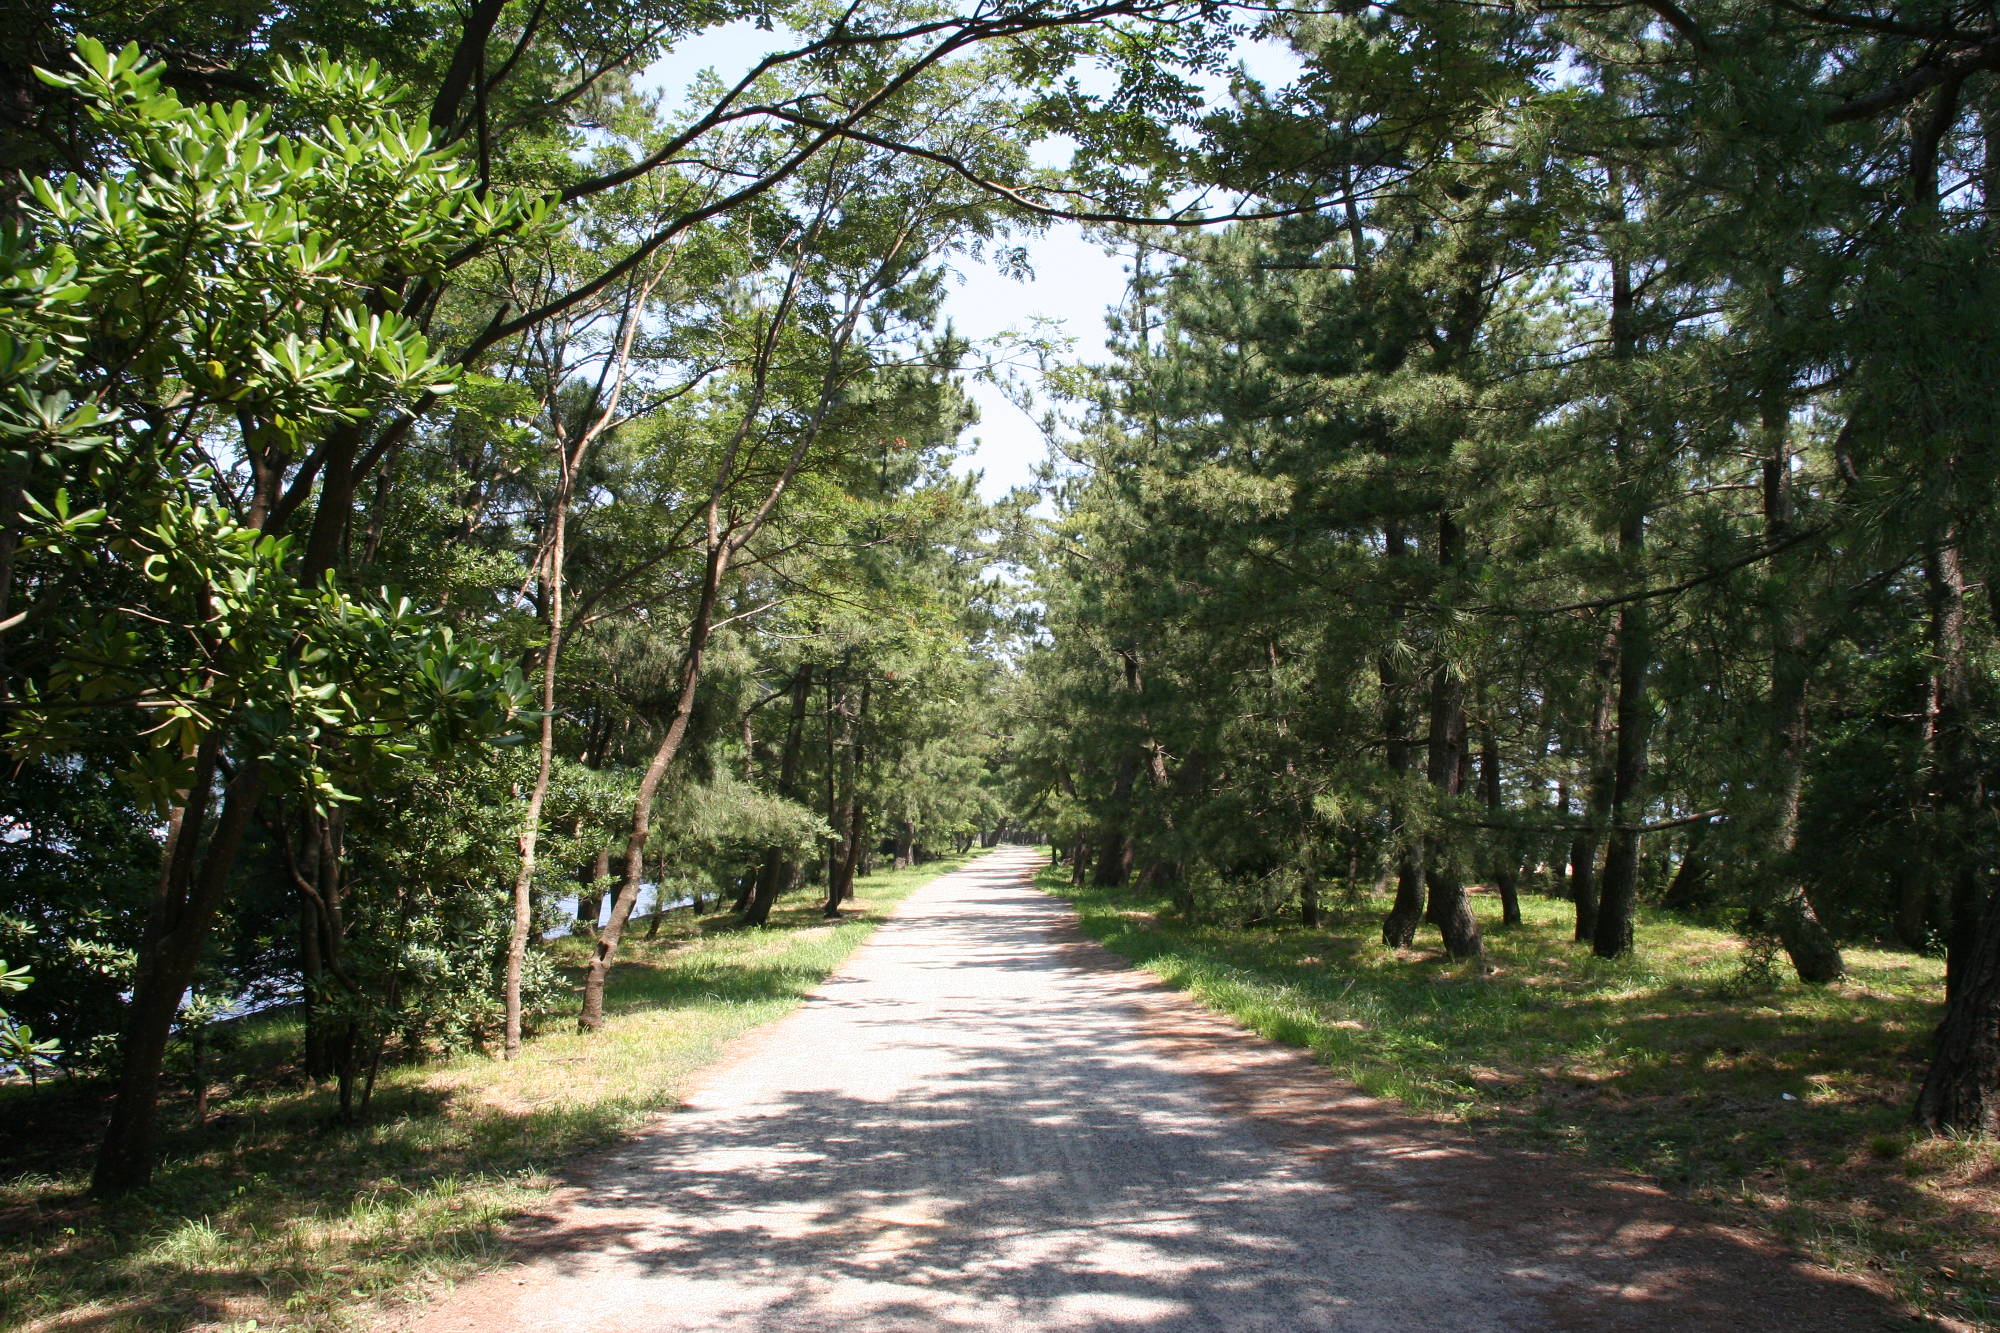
[545,883,698,938]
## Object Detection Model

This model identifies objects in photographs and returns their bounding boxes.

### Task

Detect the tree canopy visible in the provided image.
[3,0,2000,1221]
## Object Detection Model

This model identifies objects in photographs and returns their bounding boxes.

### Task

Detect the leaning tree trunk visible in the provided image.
[1660,827,1714,916]
[579,536,729,1032]
[92,747,265,1195]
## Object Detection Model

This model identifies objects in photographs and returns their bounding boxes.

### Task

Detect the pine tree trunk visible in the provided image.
[826,678,866,916]
[579,535,729,1032]
[1090,809,1133,886]
[1914,533,1999,1132]
[1756,390,1843,982]
[1421,571,1481,960]
[1380,523,1426,950]
[1925,537,1985,995]
[1660,832,1713,915]
[1591,220,1652,963]
[1573,632,1617,943]
[744,664,812,927]
[1592,599,1651,959]
[1916,876,2000,1134]
[1479,725,1522,926]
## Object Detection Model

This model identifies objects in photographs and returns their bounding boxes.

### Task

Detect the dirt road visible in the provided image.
[398,847,1912,1332]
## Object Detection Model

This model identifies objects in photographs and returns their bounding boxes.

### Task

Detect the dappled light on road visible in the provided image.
[402,849,1904,1333]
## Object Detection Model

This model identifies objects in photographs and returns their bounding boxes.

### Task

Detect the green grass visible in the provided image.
[0,855,969,1333]
[1043,863,1999,1331]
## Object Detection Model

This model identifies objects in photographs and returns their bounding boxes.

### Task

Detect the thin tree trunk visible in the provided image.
[505,493,567,1058]
[1421,516,1481,960]
[298,874,331,1081]
[1479,725,1522,926]
[744,664,812,927]
[92,750,265,1195]
[579,535,730,1032]
[1573,632,1617,943]
[1380,522,1426,949]
[826,675,867,916]
[579,847,610,934]
[1756,391,1843,982]
[1592,207,1652,963]
[505,265,659,1054]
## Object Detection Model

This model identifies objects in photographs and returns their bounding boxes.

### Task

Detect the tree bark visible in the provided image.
[1591,597,1651,959]
[1916,876,2000,1134]
[1914,532,2000,1133]
[1591,207,1653,963]
[1421,523,1482,961]
[1380,523,1426,950]
[1756,391,1843,982]
[826,675,867,916]
[744,664,812,928]
[1479,725,1522,926]
[92,749,265,1195]
[579,534,730,1032]
[1660,829,1713,915]
[505,489,567,1058]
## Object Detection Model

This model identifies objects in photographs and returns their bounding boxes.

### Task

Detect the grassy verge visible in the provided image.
[1043,863,1998,1331]
[0,854,970,1333]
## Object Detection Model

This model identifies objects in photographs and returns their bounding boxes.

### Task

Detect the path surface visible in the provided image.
[400,848,1913,1332]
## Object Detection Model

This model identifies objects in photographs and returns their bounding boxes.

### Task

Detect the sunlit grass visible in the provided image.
[0,855,968,1332]
[1044,863,1998,1331]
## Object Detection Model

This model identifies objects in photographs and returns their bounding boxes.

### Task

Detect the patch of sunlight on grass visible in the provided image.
[1038,859,1993,1332]
[0,853,975,1333]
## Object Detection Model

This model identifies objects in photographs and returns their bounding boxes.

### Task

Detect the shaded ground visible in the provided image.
[1050,868,1994,1329]
[0,859,961,1333]
[393,848,1923,1332]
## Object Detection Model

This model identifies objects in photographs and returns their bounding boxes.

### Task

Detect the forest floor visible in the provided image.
[0,854,968,1333]
[1048,866,1999,1332]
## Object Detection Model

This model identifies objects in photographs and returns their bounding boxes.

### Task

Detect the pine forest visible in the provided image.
[2,0,1999,1327]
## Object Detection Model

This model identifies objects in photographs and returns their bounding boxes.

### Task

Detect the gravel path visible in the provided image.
[398,847,1911,1333]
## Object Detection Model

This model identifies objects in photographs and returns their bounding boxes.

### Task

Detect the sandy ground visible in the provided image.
[391,847,1918,1332]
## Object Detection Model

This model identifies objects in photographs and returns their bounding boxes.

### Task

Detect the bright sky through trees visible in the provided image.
[642,23,1300,500]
